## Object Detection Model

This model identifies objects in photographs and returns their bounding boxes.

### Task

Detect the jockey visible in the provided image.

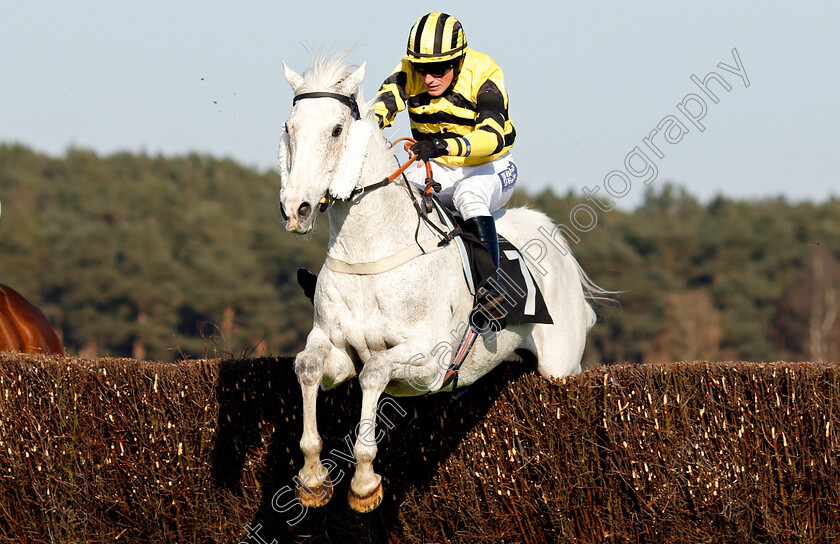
[298,12,517,328]
[376,12,517,327]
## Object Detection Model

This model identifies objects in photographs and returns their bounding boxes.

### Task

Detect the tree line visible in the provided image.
[1,143,837,364]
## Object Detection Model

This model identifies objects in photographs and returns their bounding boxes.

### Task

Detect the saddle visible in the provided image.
[430,198,553,326]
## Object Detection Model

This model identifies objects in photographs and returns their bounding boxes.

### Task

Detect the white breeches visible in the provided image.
[404,153,518,220]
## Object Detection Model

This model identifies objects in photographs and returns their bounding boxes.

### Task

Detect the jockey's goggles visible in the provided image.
[413,60,455,78]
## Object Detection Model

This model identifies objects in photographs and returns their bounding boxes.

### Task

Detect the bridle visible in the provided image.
[289,92,440,214]
[283,90,457,260]
[293,91,361,121]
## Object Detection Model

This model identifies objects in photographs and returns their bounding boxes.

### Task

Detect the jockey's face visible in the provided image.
[420,67,454,97]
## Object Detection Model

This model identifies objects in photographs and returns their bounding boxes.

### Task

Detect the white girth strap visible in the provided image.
[325,237,445,275]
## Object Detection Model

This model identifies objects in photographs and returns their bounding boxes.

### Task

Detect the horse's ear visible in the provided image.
[336,61,366,96]
[283,61,304,92]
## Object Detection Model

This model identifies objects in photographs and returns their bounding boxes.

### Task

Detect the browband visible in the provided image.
[292,92,361,120]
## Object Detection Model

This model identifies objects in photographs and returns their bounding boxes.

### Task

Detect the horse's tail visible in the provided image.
[569,255,619,331]
[573,258,619,306]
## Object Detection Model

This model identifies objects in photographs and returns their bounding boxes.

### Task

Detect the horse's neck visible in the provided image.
[326,142,432,263]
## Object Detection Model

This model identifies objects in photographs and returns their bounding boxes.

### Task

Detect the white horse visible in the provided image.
[278,53,601,513]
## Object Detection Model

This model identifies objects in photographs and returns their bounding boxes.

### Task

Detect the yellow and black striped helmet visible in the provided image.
[405,12,467,63]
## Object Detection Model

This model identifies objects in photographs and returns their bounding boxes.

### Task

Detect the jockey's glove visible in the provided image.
[410,136,449,162]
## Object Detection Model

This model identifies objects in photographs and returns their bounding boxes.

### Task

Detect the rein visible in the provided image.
[349,138,426,199]
[319,140,457,275]
[342,137,454,245]
[317,137,439,213]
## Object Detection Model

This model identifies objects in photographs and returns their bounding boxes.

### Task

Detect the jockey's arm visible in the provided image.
[440,77,509,159]
[372,58,512,161]
[373,62,410,129]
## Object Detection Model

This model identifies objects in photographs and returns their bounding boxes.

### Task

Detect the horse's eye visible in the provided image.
[332,125,343,137]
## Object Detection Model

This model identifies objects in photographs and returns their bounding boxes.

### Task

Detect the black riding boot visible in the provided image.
[297,267,318,304]
[465,216,508,330]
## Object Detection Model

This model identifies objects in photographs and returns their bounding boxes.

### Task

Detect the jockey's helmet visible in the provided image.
[405,13,467,64]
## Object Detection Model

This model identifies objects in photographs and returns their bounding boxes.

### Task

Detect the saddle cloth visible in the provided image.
[431,199,553,326]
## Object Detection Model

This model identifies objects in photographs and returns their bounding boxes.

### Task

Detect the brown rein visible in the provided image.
[317,138,437,212]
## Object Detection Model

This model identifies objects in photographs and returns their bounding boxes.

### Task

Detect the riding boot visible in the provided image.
[297,268,318,305]
[464,216,508,330]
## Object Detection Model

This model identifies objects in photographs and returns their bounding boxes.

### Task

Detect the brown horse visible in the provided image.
[0,284,63,355]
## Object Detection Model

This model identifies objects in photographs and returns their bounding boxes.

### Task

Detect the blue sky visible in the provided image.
[1,1,837,209]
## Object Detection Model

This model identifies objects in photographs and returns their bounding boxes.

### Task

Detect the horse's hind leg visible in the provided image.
[294,328,353,507]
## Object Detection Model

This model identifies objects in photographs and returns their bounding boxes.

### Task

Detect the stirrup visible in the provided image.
[442,325,480,390]
[469,291,508,332]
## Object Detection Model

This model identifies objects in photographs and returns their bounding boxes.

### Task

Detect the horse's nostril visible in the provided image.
[298,202,312,219]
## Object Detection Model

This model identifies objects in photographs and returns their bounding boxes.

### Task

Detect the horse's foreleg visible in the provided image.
[347,343,419,513]
[294,329,349,508]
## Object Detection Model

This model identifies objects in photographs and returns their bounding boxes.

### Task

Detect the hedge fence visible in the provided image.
[0,352,838,543]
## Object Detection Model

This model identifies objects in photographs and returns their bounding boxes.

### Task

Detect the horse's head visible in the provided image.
[279,59,367,234]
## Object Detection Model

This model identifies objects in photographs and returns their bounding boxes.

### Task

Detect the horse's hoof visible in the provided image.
[295,474,334,508]
[348,482,384,513]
